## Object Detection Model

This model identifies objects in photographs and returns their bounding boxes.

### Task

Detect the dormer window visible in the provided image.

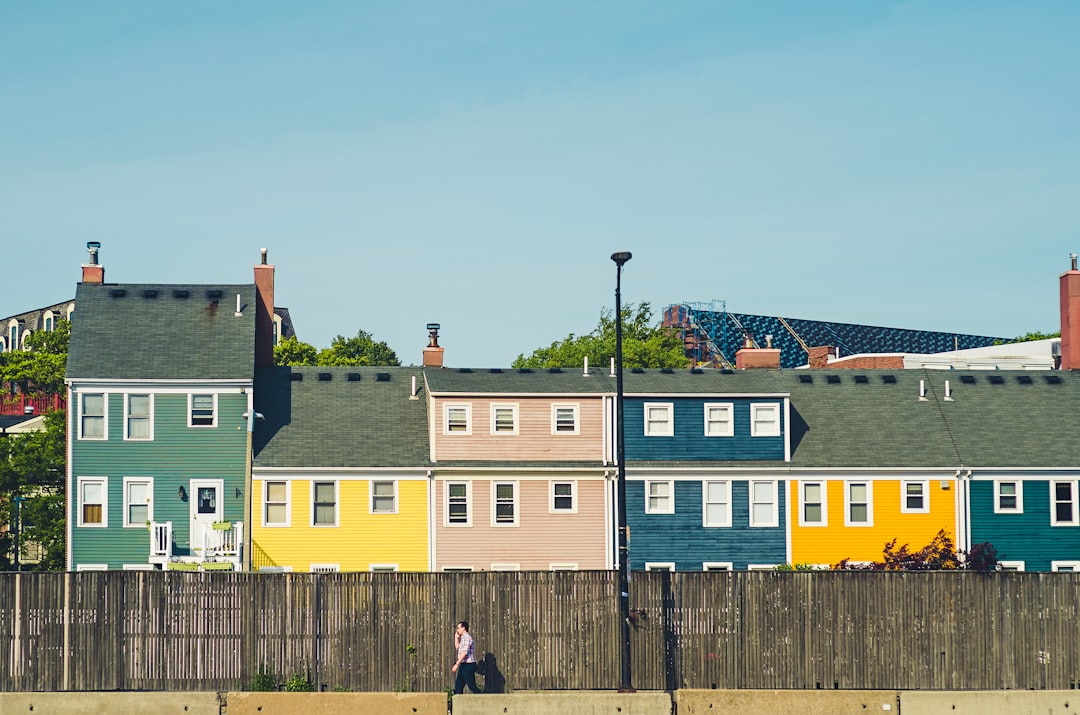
[444,404,472,434]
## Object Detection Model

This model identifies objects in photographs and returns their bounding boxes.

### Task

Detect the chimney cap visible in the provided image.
[426,323,441,331]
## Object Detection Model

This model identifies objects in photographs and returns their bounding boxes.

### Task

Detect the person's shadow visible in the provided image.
[476,653,505,693]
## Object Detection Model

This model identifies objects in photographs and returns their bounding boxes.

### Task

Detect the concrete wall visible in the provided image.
[225,692,447,715]
[677,690,899,714]
[901,690,1080,714]
[452,691,673,715]
[0,692,223,715]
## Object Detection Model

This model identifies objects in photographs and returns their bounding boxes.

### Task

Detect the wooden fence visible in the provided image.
[2,570,1079,692]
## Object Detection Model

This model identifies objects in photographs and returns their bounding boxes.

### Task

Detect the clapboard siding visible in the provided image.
[623,397,786,461]
[971,478,1080,571]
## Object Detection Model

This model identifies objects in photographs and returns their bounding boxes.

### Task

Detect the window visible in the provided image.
[312,481,338,526]
[845,482,873,526]
[703,562,733,571]
[123,477,153,527]
[491,562,520,571]
[749,480,778,527]
[800,482,826,526]
[645,562,675,572]
[703,403,734,437]
[43,312,55,332]
[1051,561,1080,572]
[79,393,107,440]
[442,566,474,572]
[551,481,576,513]
[258,565,293,573]
[645,480,674,514]
[371,481,397,513]
[77,477,108,527]
[446,482,470,525]
[994,480,1023,513]
[997,561,1025,572]
[311,564,340,573]
[493,482,518,526]
[125,394,153,440]
[901,481,929,514]
[264,481,290,526]
[747,564,779,571]
[123,563,155,571]
[643,403,674,437]
[703,481,731,527]
[370,564,398,573]
[550,563,579,571]
[1051,481,1079,526]
[490,404,518,434]
[76,563,108,572]
[8,321,17,352]
[750,403,781,437]
[189,394,216,427]
[444,404,471,434]
[551,404,579,434]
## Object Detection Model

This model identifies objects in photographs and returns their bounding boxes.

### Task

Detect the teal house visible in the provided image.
[65,245,277,571]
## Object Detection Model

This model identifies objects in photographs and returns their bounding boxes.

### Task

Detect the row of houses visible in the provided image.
[63,249,1080,573]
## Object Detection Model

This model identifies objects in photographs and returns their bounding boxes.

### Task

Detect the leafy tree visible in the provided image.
[833,530,998,572]
[0,411,66,571]
[994,330,1060,345]
[274,336,319,366]
[513,302,690,370]
[0,319,70,396]
[317,330,401,367]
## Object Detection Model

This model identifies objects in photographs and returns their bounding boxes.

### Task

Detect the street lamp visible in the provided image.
[610,250,633,692]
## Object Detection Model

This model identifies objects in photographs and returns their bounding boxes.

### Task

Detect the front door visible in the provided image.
[189,479,223,555]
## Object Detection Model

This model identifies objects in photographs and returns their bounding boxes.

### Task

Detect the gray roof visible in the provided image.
[424,366,615,394]
[66,283,256,380]
[253,366,430,468]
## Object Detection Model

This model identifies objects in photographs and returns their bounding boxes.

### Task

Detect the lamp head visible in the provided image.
[610,251,632,267]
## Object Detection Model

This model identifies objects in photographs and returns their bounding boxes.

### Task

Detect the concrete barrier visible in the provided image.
[225,691,448,715]
[675,689,900,714]
[452,691,673,715]
[0,691,223,715]
[900,690,1080,714]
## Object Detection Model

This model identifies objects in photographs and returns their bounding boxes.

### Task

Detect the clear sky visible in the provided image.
[3,1,1077,367]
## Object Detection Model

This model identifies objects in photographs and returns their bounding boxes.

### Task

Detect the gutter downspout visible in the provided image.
[243,392,255,571]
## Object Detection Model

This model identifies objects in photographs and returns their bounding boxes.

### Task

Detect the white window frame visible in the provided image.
[492,481,519,527]
[551,403,580,435]
[490,403,519,435]
[645,479,675,515]
[258,565,293,573]
[77,476,108,528]
[311,480,339,527]
[750,403,781,437]
[994,480,1024,514]
[703,403,734,437]
[901,480,930,514]
[1051,561,1080,572]
[550,562,579,571]
[188,393,217,428]
[122,476,153,528]
[445,481,471,526]
[78,392,108,441]
[370,564,398,572]
[370,480,398,514]
[124,393,154,441]
[747,564,779,571]
[702,480,732,527]
[799,481,827,527]
[749,480,779,528]
[844,481,874,527]
[43,311,55,332]
[442,566,474,572]
[263,480,291,527]
[491,562,521,571]
[703,562,733,571]
[76,563,108,572]
[643,402,674,437]
[122,563,156,571]
[311,563,340,573]
[550,481,577,514]
[1051,480,1079,527]
[444,403,472,435]
[997,561,1025,572]
[645,562,675,572]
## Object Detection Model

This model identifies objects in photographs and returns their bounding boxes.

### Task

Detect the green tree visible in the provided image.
[0,319,70,396]
[0,410,66,571]
[994,330,1061,345]
[317,330,401,367]
[273,336,319,366]
[513,302,690,370]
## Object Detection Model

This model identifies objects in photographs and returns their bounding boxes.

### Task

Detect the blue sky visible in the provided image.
[2,1,1077,366]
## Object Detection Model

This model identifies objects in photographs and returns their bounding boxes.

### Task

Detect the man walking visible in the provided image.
[452,621,481,694]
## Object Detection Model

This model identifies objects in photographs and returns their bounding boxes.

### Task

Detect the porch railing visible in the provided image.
[0,394,65,416]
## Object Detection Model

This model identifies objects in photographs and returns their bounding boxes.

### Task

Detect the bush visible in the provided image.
[250,664,276,691]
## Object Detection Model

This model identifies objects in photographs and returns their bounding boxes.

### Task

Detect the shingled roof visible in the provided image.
[66,282,256,380]
[424,366,616,394]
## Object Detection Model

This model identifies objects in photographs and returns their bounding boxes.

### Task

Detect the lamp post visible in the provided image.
[12,495,25,572]
[610,250,633,692]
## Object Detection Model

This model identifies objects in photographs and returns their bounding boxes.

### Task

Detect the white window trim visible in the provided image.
[492,480,519,527]
[369,564,398,572]
[749,480,779,528]
[1051,561,1080,572]
[370,480,398,514]
[1051,480,1079,527]
[550,480,577,514]
[122,476,154,528]
[43,310,55,331]
[551,403,580,435]
[643,402,674,437]
[443,403,472,435]
[490,403,519,435]
[703,403,734,437]
[703,562,733,571]
[311,563,340,573]
[258,565,293,573]
[844,481,874,527]
[645,479,675,515]
[311,480,339,528]
[491,562,521,571]
[702,480,732,528]
[747,564,779,571]
[78,392,108,441]
[263,480,291,527]
[549,562,579,571]
[122,563,156,571]
[997,560,1025,572]
[645,562,675,571]
[77,476,108,528]
[750,402,781,437]
[445,481,471,527]
[123,393,154,442]
[442,566,474,572]
[900,480,930,515]
[188,393,218,428]
[994,479,1024,514]
[76,563,108,572]
[799,481,828,527]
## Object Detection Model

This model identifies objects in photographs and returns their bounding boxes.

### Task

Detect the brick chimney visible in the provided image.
[422,323,444,368]
[807,346,834,368]
[81,241,104,283]
[735,334,781,369]
[1061,253,1080,370]
[254,248,275,368]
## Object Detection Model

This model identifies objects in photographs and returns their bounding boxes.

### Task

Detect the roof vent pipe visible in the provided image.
[410,375,419,399]
[235,293,243,317]
[610,357,616,377]
[583,356,589,376]
[919,379,928,401]
[944,380,953,401]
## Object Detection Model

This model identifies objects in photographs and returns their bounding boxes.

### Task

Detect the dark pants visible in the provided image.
[455,661,481,694]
